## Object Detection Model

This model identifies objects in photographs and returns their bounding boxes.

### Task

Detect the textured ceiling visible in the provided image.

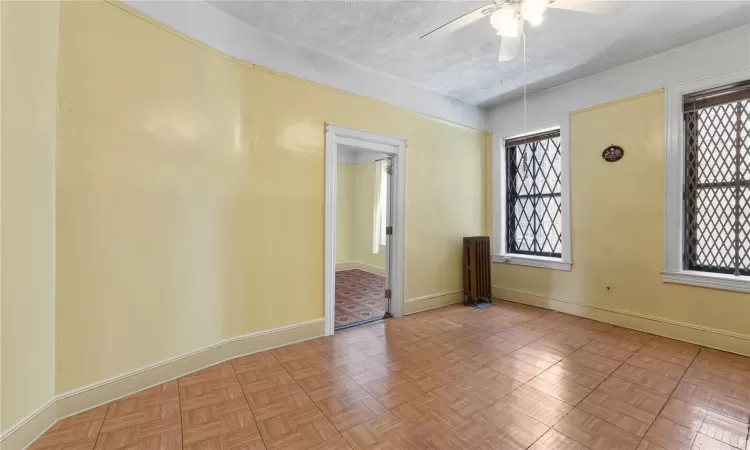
[209,1,750,107]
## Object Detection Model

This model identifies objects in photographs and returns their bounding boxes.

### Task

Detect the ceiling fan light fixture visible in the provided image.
[522,0,547,26]
[526,13,543,26]
[490,8,519,37]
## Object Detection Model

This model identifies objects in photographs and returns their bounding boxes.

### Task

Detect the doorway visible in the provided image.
[334,154,393,329]
[324,124,406,335]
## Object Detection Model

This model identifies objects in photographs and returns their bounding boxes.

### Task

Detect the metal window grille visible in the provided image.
[683,80,750,276]
[505,129,562,258]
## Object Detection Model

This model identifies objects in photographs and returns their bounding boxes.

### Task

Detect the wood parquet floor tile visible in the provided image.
[461,366,523,400]
[245,383,315,422]
[305,435,353,450]
[336,358,391,386]
[235,365,297,395]
[429,381,494,418]
[496,384,574,427]
[28,300,750,450]
[578,390,657,437]
[95,416,182,450]
[554,408,641,450]
[231,351,281,374]
[340,412,430,450]
[640,417,698,450]
[426,417,518,450]
[314,388,388,432]
[526,371,594,406]
[256,405,338,450]
[359,373,423,410]
[28,405,109,450]
[391,394,465,439]
[530,429,591,450]
[597,377,670,416]
[295,370,361,402]
[473,401,550,449]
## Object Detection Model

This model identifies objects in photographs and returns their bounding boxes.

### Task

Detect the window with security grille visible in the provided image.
[683,80,750,276]
[505,129,562,258]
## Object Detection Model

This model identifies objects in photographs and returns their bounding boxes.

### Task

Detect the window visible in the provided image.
[664,71,750,293]
[683,81,750,277]
[373,159,388,253]
[506,129,563,257]
[493,121,571,271]
[378,160,388,247]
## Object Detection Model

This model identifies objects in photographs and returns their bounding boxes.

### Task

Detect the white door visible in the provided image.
[384,156,394,316]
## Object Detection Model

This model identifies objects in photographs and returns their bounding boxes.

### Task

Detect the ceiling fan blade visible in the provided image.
[547,0,622,14]
[498,34,521,62]
[420,4,499,41]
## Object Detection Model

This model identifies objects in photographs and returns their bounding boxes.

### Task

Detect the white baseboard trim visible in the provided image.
[335,261,386,276]
[0,399,56,450]
[492,286,750,357]
[1,318,325,450]
[405,290,463,315]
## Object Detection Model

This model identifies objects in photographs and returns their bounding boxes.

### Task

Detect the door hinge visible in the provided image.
[385,289,391,299]
[386,226,393,235]
[386,164,393,175]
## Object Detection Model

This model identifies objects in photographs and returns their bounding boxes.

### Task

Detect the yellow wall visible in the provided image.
[335,163,355,263]
[491,91,750,355]
[353,161,386,270]
[0,0,59,432]
[54,1,486,392]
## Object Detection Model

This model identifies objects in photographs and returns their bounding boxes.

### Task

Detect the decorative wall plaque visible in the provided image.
[602,145,624,162]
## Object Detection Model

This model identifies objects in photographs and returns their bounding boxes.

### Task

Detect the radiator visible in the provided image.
[462,236,492,306]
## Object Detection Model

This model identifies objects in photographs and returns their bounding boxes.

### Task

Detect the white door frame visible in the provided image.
[324,123,407,335]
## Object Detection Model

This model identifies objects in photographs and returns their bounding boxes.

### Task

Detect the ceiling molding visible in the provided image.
[123,0,487,131]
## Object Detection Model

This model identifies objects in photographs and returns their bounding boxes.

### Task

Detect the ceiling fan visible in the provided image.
[420,0,618,62]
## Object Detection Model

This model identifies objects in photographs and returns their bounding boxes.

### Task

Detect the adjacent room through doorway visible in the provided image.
[334,147,392,329]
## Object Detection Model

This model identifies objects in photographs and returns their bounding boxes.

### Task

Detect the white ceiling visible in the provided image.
[208,0,750,107]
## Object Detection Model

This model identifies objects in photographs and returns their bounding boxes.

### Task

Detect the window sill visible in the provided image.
[492,254,571,272]
[662,270,750,294]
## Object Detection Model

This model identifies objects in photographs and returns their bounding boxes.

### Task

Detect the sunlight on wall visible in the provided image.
[54,1,486,393]
[491,91,750,355]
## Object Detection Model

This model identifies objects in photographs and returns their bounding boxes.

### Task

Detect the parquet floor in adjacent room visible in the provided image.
[28,300,750,450]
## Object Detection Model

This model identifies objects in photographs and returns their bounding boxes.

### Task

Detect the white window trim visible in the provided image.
[492,116,572,271]
[663,68,750,294]
[377,160,388,248]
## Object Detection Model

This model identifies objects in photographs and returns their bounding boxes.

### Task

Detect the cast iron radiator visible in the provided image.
[462,236,492,306]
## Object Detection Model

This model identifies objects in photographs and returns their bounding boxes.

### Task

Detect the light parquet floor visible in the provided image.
[28,300,750,450]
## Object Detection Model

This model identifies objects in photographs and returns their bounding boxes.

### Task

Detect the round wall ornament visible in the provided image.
[602,145,624,162]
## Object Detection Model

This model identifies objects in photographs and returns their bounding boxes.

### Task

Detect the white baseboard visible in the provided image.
[1,318,325,450]
[335,261,386,276]
[405,290,463,315]
[492,286,750,357]
[0,400,56,450]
